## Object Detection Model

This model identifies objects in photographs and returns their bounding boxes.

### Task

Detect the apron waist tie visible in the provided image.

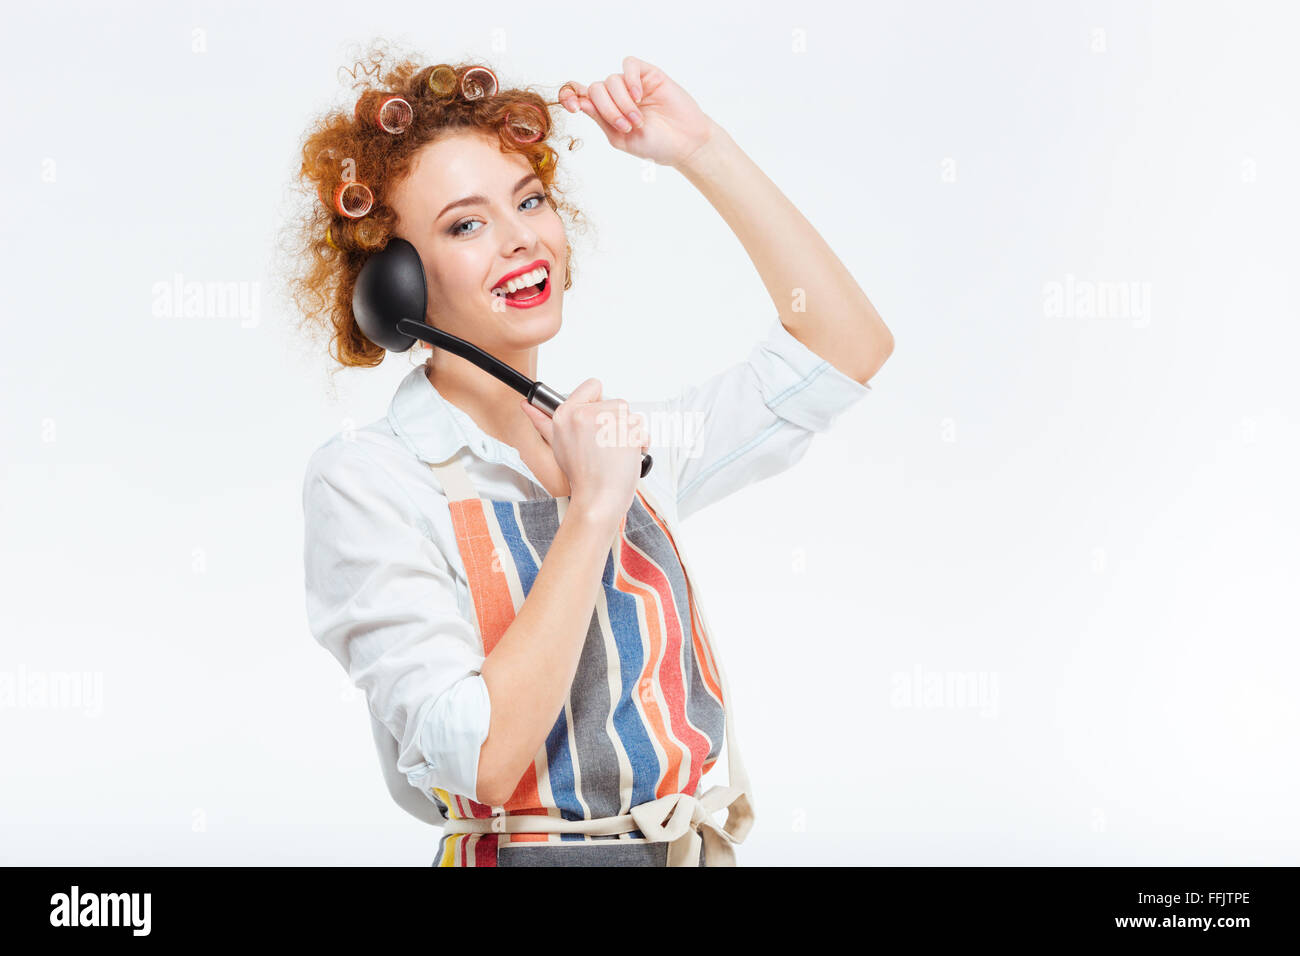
[441,785,755,867]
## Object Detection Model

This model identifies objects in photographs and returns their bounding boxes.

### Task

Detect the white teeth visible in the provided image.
[492,266,548,296]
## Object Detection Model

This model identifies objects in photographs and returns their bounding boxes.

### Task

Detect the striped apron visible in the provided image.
[426,452,755,867]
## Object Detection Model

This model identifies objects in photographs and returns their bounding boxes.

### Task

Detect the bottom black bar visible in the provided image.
[1,865,1291,942]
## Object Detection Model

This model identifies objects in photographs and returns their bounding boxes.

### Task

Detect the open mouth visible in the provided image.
[490,257,554,310]
[504,275,546,301]
[492,270,550,307]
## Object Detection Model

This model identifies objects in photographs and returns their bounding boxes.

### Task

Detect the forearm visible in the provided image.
[675,120,893,384]
[474,504,621,806]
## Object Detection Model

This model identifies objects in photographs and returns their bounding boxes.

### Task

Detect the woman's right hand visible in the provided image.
[520,378,649,526]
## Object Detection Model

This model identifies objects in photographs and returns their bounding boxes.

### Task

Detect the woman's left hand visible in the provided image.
[559,56,716,168]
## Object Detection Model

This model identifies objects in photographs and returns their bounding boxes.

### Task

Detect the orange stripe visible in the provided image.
[448,500,514,655]
[502,767,547,840]
[689,590,723,704]
[450,500,546,817]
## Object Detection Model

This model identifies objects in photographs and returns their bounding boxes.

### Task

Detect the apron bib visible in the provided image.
[426,453,755,867]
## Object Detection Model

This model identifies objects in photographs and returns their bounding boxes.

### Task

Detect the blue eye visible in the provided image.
[449,193,545,237]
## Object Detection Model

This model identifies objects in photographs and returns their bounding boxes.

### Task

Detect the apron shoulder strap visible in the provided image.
[427,452,479,503]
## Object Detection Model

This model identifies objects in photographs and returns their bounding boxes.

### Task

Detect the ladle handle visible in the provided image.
[529,381,654,478]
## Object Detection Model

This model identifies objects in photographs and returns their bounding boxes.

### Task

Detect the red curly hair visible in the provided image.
[285,43,587,369]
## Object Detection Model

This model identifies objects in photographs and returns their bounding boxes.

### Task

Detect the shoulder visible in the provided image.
[305,415,416,482]
[302,420,430,526]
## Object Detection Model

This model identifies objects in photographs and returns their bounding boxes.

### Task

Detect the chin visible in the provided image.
[483,305,559,346]
[520,309,563,344]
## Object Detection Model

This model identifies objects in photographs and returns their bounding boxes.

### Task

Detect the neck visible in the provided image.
[424,345,540,448]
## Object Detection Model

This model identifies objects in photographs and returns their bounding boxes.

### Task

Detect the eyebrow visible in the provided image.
[436,173,543,221]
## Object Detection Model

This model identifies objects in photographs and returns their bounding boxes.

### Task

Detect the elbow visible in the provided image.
[874,329,894,367]
[850,329,893,386]
[477,743,531,808]
[476,781,507,809]
[872,321,895,370]
[474,740,509,808]
[875,319,895,361]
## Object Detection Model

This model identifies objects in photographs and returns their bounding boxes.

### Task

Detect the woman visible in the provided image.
[293,49,893,867]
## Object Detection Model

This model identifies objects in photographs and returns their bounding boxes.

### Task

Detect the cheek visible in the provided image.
[430,249,489,300]
[543,210,567,246]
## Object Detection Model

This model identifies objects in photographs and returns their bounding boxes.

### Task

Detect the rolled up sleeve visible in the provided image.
[302,439,491,804]
[654,316,872,521]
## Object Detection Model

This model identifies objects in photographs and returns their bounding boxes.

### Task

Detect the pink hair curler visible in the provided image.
[334,180,374,219]
[460,66,498,100]
[504,105,545,144]
[354,92,414,133]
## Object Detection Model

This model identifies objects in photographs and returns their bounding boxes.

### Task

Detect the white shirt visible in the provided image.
[301,316,871,821]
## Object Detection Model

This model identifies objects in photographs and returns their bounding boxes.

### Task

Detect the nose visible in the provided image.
[502,209,542,256]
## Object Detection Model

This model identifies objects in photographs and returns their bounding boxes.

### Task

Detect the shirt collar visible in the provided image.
[386,362,484,464]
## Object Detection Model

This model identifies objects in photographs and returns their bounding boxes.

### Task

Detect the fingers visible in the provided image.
[600,403,649,454]
[601,74,642,128]
[536,378,647,457]
[621,56,645,101]
[629,412,650,453]
[558,80,586,113]
[519,399,554,445]
[587,80,635,133]
[566,377,603,404]
[561,60,650,132]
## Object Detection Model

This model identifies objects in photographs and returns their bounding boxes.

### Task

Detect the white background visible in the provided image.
[2,0,1297,865]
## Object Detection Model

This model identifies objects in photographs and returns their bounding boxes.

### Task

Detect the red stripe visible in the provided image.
[474,834,498,866]
[617,521,711,797]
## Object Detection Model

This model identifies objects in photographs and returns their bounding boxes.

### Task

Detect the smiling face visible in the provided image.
[386,129,568,358]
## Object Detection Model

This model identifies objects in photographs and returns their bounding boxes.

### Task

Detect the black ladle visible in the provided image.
[352,237,652,477]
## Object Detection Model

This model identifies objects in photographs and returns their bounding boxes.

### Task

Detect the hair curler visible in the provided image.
[333,180,374,218]
[355,92,414,133]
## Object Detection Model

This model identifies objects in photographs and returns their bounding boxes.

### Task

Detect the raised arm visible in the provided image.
[560,55,894,385]
[674,120,894,385]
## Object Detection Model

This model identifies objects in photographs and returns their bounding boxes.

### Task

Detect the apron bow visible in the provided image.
[629,784,755,867]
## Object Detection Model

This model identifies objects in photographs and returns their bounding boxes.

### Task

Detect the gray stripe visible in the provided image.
[432,834,708,867]
[496,837,707,867]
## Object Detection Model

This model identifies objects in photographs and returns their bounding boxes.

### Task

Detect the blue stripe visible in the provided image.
[601,548,662,809]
